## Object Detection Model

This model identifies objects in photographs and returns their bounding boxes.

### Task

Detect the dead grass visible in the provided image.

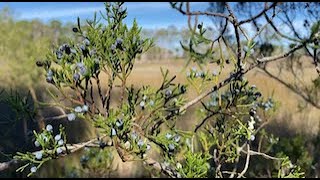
[1,58,320,177]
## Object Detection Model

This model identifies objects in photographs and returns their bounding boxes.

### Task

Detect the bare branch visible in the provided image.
[257,43,306,63]
[237,144,250,178]
[238,2,278,25]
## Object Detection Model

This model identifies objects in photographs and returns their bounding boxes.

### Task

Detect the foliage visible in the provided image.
[0,2,319,178]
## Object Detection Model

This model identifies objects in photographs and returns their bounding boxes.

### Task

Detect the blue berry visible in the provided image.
[70,48,77,54]
[116,118,123,128]
[58,139,64,146]
[47,70,53,76]
[131,132,137,140]
[56,147,63,154]
[82,105,89,112]
[56,50,63,59]
[111,128,117,136]
[137,139,144,147]
[72,27,78,33]
[46,76,53,83]
[165,89,172,97]
[73,73,80,81]
[165,133,172,139]
[74,106,82,113]
[174,135,181,142]
[30,166,37,173]
[79,44,86,51]
[79,66,87,75]
[111,44,116,51]
[46,124,53,132]
[149,100,154,106]
[55,134,61,141]
[168,143,175,151]
[34,140,40,147]
[67,113,76,121]
[83,38,90,46]
[146,144,151,150]
[116,38,123,45]
[35,151,43,160]
[180,85,186,93]
[140,101,145,108]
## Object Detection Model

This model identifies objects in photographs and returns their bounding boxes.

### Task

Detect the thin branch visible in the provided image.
[238,2,278,25]
[170,2,230,20]
[43,114,67,121]
[257,43,306,63]
[237,144,250,178]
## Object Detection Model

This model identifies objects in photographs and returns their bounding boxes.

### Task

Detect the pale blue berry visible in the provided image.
[70,48,77,54]
[67,113,76,121]
[174,135,181,142]
[149,100,154,106]
[165,133,172,139]
[116,38,123,45]
[47,70,53,76]
[58,139,64,146]
[34,140,40,147]
[111,128,117,136]
[54,134,61,141]
[143,95,147,100]
[250,135,255,141]
[46,124,53,132]
[76,62,84,68]
[116,119,123,127]
[82,105,89,112]
[111,44,116,51]
[73,73,80,81]
[137,139,144,147]
[79,66,87,75]
[35,151,43,160]
[140,101,145,107]
[165,89,172,97]
[30,166,37,173]
[74,106,82,113]
[56,147,63,154]
[56,51,63,59]
[168,143,175,151]
[83,38,90,46]
[131,132,137,140]
[80,44,86,51]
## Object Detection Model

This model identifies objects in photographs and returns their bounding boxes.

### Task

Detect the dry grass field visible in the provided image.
[1,57,319,177]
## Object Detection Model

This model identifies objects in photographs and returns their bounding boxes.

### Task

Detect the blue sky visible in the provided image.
[0,2,211,29]
[0,2,308,49]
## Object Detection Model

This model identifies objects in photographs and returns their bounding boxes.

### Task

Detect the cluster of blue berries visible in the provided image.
[187,67,219,79]
[31,124,66,174]
[67,105,89,121]
[110,37,125,52]
[109,117,124,137]
[260,97,274,111]
[164,132,181,153]
[139,95,155,110]
[46,69,54,83]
